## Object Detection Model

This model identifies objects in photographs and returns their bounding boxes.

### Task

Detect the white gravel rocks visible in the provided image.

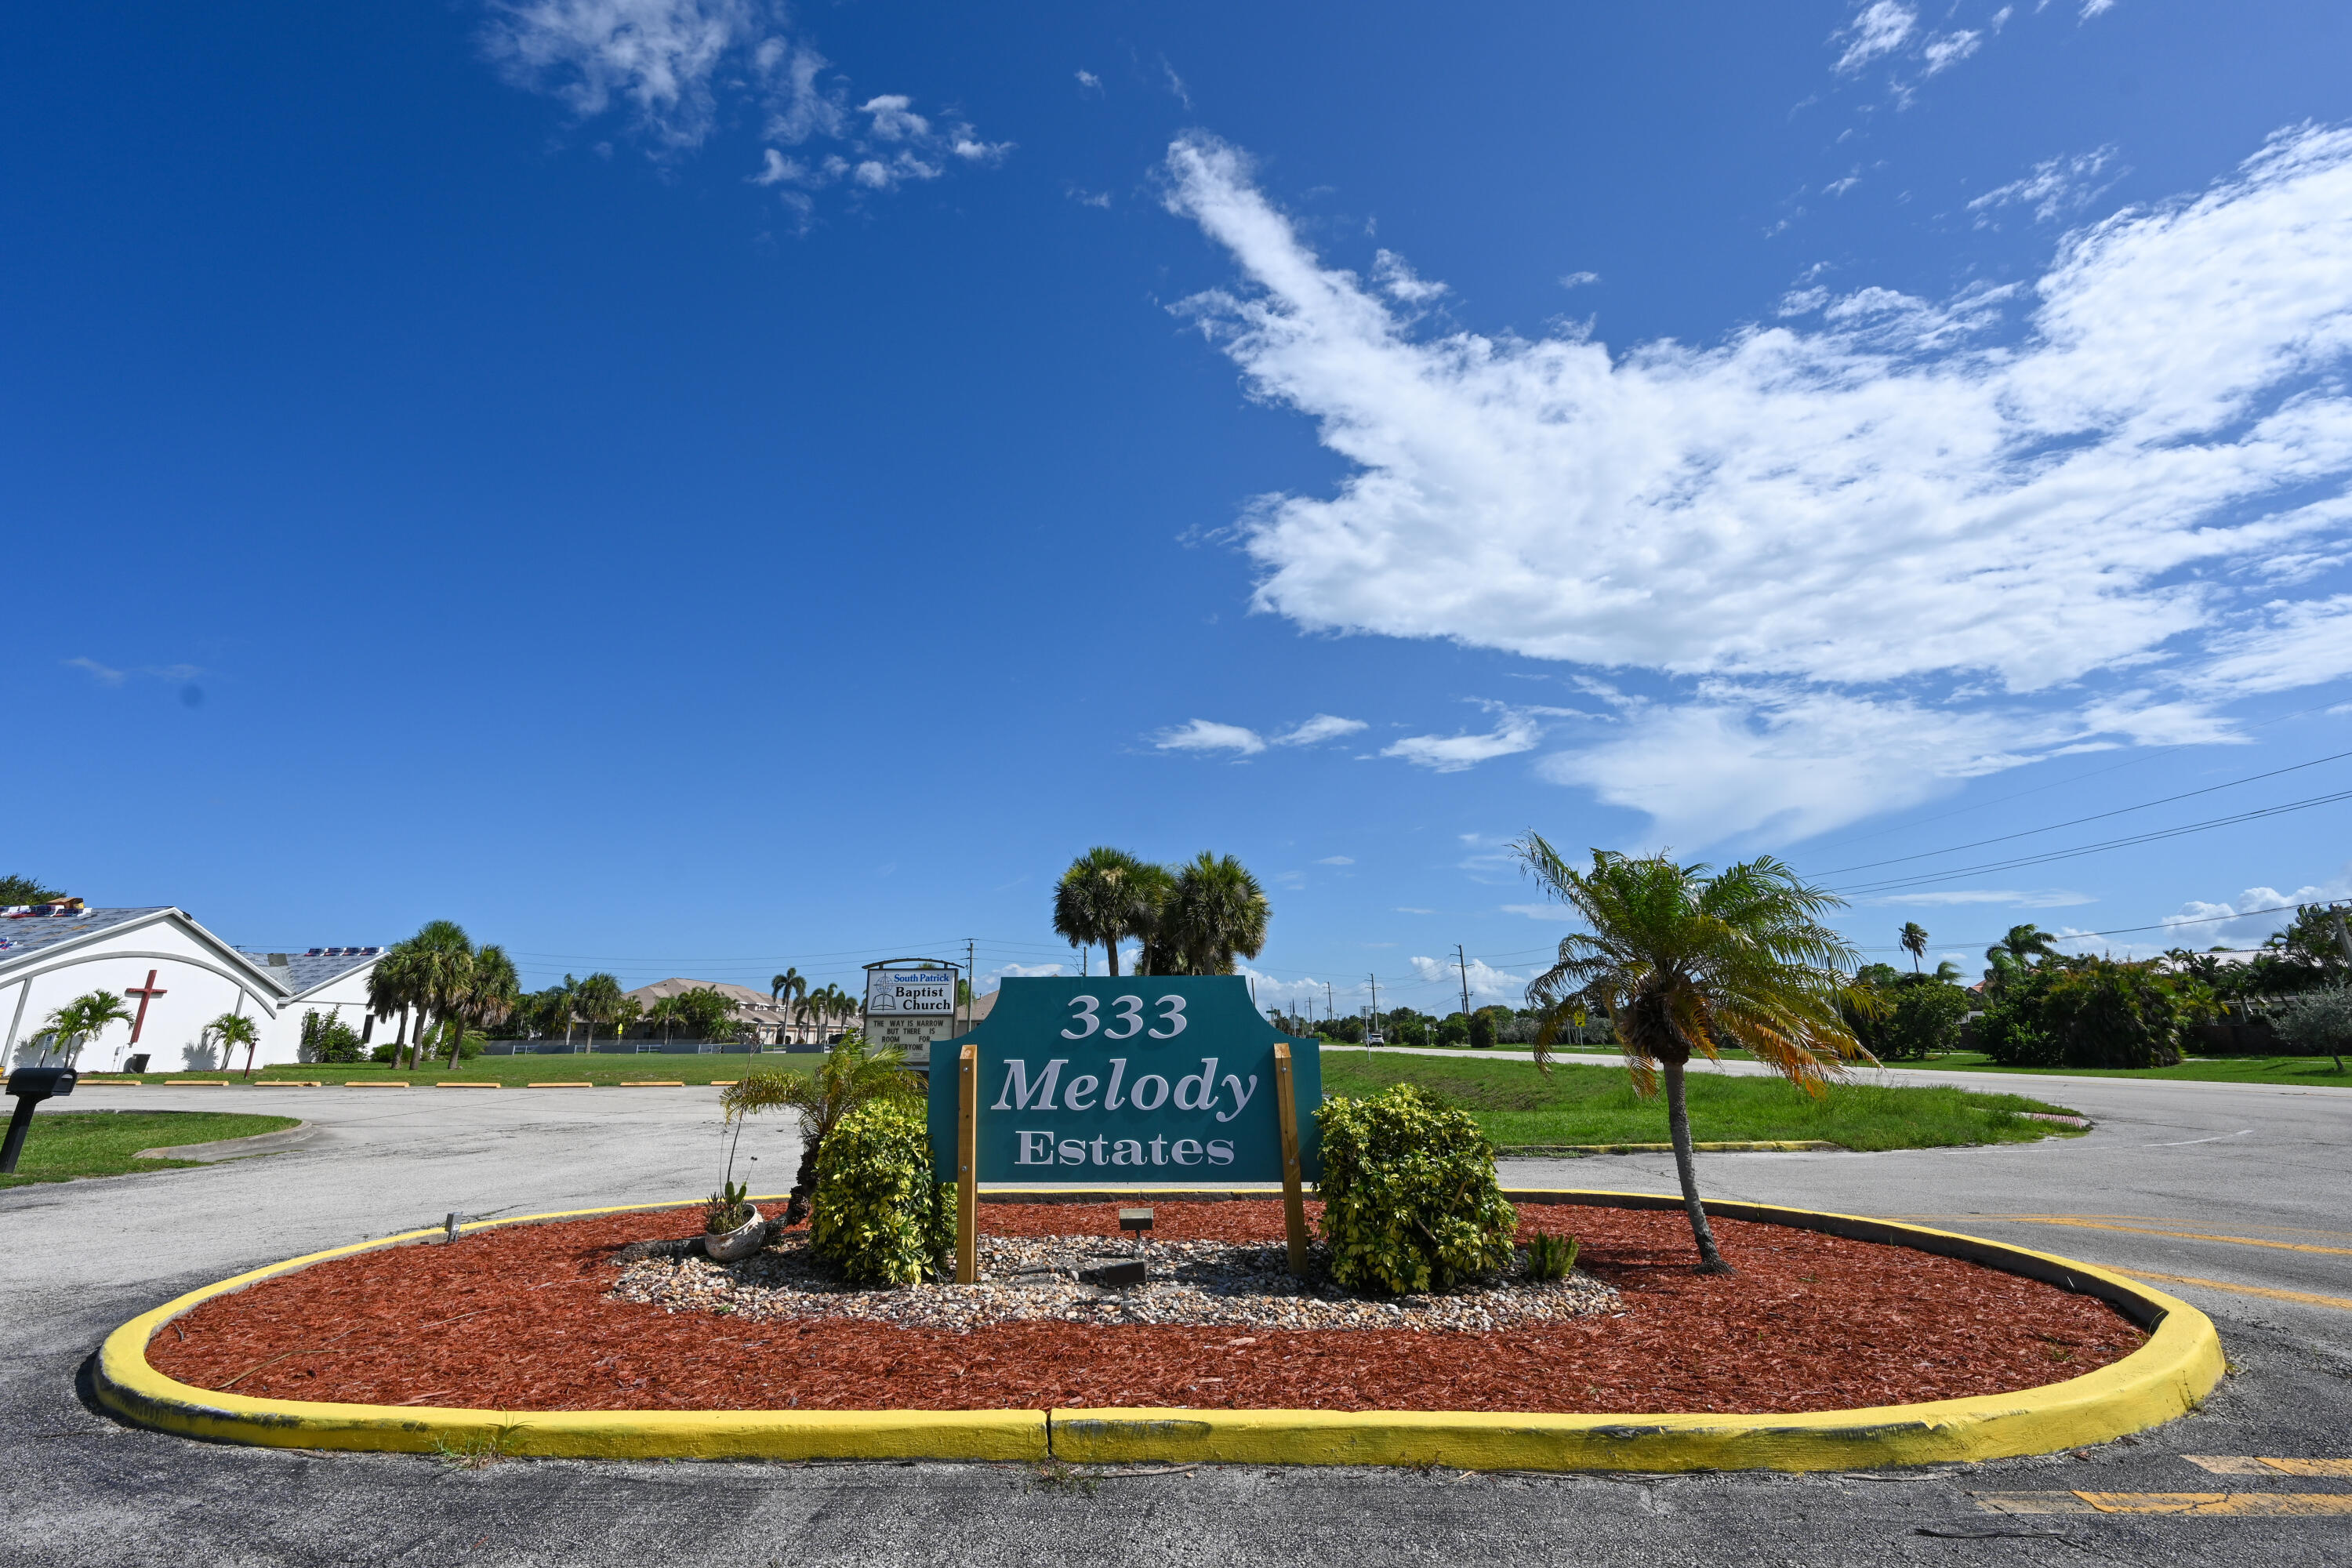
[611,1233,1619,1332]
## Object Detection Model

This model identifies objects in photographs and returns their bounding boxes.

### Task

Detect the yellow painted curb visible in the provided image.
[162,1080,229,1087]
[434,1081,500,1089]
[94,1192,2221,1471]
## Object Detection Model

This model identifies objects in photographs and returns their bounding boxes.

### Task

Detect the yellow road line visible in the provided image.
[1994,1217,2352,1258]
[2111,1269,2352,1313]
[2185,1456,2352,1477]
[1896,1214,2352,1242]
[1980,1492,2352,1516]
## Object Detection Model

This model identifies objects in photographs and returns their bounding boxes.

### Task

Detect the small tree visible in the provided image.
[2268,987,2352,1072]
[40,990,134,1066]
[0,874,65,906]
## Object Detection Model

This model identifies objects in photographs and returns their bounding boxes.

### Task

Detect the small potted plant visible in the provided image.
[703,1179,764,1261]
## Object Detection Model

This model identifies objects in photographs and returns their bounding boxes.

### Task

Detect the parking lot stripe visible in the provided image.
[2111,1268,2352,1314]
[2184,1456,2352,1477]
[1979,1492,2352,1516]
[1998,1218,2352,1258]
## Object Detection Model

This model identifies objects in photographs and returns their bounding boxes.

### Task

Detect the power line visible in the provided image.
[1812,747,2352,877]
[1831,786,2352,896]
[1795,696,2347,855]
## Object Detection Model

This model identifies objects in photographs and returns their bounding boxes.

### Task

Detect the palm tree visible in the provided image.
[771,968,807,1042]
[1146,853,1270,975]
[1514,838,1867,1273]
[41,990,135,1066]
[367,945,426,1062]
[1900,922,1930,974]
[205,1011,262,1079]
[398,920,477,1071]
[1053,848,1157,977]
[1982,924,2061,998]
[570,972,622,1050]
[441,945,518,1066]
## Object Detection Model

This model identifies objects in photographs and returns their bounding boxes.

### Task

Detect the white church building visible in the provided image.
[1,904,388,1073]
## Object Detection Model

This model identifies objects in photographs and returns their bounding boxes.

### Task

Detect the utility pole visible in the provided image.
[1367,971,1379,1016]
[964,938,975,1033]
[1325,981,1334,1028]
[2330,902,2352,968]
[1456,945,1472,1020]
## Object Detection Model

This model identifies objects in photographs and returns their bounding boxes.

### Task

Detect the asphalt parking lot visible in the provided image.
[3,1070,2347,1566]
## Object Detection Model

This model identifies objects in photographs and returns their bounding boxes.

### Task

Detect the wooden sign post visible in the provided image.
[956,1041,978,1284]
[1272,1041,1308,1276]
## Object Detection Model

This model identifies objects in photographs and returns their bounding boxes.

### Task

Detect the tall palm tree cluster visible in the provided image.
[768,974,858,1044]
[1050,848,1270,977]
[365,921,520,1070]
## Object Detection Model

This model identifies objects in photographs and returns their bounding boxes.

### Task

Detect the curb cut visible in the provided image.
[93,1190,2223,1472]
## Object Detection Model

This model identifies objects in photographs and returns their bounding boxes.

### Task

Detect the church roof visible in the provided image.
[0,906,170,960]
[238,947,388,996]
[626,978,794,1021]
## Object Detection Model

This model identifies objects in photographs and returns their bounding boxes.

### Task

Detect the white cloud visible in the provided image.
[1559,271,1601,289]
[1153,719,1265,755]
[2080,0,2117,17]
[1381,710,1541,772]
[1859,888,2096,907]
[1499,903,1576,921]
[1315,855,1356,866]
[1833,3,1917,74]
[1969,146,2122,224]
[1076,69,1102,93]
[1394,906,1435,914]
[1409,953,1530,1004]
[481,0,1004,208]
[1271,713,1368,746]
[1372,250,1449,304]
[1161,126,2352,842]
[2158,870,2350,951]
[65,656,125,687]
[1920,30,1982,75]
[2194,595,2352,696]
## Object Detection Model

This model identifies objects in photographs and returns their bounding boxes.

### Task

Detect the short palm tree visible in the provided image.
[204,1011,263,1078]
[41,991,134,1066]
[1981,924,2061,998]
[1900,922,1930,973]
[367,944,426,1062]
[1147,852,1270,975]
[1515,838,1867,1273]
[724,1032,918,1223]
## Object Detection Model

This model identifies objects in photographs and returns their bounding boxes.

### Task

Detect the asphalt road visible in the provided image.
[3,1074,2348,1567]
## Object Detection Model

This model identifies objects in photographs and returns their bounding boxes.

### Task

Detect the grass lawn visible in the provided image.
[1906,1051,2352,1087]
[76,1054,818,1089]
[0,1110,301,1188]
[1319,1051,2084,1152]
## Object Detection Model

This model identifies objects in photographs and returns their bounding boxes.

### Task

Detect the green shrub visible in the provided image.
[1314,1084,1518,1295]
[1435,1014,1470,1047]
[809,1098,954,1285]
[299,1011,366,1064]
[1976,957,2183,1069]
[1526,1231,1577,1280]
[1468,1011,1497,1050]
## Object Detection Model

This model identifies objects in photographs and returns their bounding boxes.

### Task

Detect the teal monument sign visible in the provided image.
[927,976,1323,1183]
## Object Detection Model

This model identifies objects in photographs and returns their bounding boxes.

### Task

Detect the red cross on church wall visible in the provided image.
[123,970,169,1044]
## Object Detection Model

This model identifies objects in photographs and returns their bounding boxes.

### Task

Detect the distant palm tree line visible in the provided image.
[1051,848,1270,977]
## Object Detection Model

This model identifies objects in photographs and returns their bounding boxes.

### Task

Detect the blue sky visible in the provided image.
[9,2,2352,1016]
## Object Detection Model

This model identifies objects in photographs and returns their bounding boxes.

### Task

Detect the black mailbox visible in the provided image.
[6,1065,76,1102]
[2,1065,76,1174]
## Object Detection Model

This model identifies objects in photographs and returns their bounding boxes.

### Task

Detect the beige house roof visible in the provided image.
[624,978,794,1022]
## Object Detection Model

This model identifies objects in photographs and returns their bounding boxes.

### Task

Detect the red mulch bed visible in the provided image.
[146,1200,2143,1415]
